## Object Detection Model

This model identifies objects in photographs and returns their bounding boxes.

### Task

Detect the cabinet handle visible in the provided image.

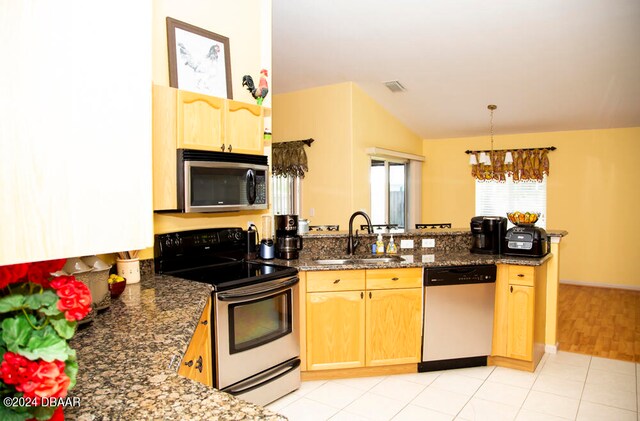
[510,286,513,293]
[360,292,364,299]
[184,360,193,367]
[228,144,233,152]
[333,279,341,284]
[391,277,399,281]
[221,144,226,152]
[200,320,208,326]
[369,292,372,299]
[195,356,203,373]
[517,274,524,277]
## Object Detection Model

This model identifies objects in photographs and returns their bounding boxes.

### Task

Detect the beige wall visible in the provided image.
[422,127,640,287]
[140,0,270,260]
[273,83,423,229]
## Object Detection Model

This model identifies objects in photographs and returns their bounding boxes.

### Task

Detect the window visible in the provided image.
[370,159,407,228]
[272,175,300,215]
[475,175,547,228]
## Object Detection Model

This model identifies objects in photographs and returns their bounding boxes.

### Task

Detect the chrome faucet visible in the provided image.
[347,211,373,255]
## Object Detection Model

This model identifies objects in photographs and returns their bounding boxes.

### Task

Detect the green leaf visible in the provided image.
[24,290,58,311]
[49,314,76,340]
[2,315,32,351]
[0,294,25,313]
[20,325,71,362]
[31,405,55,421]
[0,404,31,421]
[64,357,79,389]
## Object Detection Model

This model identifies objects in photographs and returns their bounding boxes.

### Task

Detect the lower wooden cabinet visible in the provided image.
[303,268,423,371]
[178,298,212,386]
[365,288,422,366]
[491,263,547,371]
[306,290,365,370]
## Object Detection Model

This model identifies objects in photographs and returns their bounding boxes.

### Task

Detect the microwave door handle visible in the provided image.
[246,169,256,204]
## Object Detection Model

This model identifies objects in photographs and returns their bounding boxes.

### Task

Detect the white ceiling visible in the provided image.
[272,0,640,139]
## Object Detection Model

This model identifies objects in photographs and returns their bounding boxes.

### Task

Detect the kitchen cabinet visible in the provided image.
[152,85,266,211]
[306,270,366,370]
[491,263,547,371]
[0,3,153,265]
[178,298,212,387]
[303,267,422,371]
[176,90,225,151]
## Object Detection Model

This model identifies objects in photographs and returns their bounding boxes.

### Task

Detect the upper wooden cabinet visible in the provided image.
[176,90,225,151]
[153,85,264,154]
[225,100,264,154]
[178,298,213,387]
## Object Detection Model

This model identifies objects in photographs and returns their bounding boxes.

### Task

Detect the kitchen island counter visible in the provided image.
[66,274,285,421]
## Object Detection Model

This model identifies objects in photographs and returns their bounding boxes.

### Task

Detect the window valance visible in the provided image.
[272,140,311,178]
[466,147,555,182]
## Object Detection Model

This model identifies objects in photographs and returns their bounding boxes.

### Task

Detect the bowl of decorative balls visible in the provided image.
[507,211,540,226]
[108,274,127,298]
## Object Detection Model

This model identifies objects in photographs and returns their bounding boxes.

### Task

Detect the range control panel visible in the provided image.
[424,264,497,286]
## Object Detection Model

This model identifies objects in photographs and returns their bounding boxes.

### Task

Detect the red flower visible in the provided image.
[0,352,70,402]
[50,276,92,321]
[26,259,66,288]
[0,263,30,289]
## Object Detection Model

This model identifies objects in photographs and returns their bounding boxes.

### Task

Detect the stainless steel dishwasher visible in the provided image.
[419,264,496,372]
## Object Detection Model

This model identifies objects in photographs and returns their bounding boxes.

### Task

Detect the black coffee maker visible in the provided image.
[470,216,507,254]
[275,215,303,260]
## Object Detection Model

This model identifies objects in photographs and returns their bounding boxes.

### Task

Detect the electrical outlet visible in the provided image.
[422,254,435,263]
[309,208,315,217]
[401,255,414,263]
[400,239,414,249]
[422,238,436,248]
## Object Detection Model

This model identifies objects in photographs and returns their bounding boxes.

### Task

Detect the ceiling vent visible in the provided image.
[383,80,407,93]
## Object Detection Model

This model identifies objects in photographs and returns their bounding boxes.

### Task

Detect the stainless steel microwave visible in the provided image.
[176,149,268,213]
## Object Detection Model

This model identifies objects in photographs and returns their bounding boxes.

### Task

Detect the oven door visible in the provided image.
[214,275,299,390]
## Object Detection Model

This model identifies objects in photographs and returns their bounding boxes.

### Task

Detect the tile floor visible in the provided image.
[267,352,640,421]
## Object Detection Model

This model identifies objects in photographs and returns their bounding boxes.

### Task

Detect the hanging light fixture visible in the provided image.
[486,104,497,165]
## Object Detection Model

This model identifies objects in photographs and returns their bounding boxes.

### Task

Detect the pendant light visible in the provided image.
[486,104,497,165]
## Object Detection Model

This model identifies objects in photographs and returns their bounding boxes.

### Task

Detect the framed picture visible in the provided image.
[166,17,233,99]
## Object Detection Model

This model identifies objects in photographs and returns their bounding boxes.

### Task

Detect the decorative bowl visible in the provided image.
[507,211,540,226]
[109,280,126,298]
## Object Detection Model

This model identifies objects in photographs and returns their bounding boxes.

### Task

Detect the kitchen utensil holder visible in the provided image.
[116,258,140,284]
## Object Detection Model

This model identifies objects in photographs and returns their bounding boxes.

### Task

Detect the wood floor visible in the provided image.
[557,283,640,362]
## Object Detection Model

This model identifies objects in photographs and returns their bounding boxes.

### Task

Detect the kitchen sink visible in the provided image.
[312,256,405,265]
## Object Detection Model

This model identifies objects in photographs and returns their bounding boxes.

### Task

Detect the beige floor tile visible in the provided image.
[522,390,579,420]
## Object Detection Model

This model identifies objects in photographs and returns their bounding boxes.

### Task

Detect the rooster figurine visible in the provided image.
[242,69,269,105]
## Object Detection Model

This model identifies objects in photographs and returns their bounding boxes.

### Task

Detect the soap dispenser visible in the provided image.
[386,235,398,254]
[375,234,385,255]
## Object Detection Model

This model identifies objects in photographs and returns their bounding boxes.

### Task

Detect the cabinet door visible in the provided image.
[366,288,422,366]
[507,285,534,361]
[152,85,178,211]
[176,91,225,151]
[306,291,365,370]
[226,100,264,154]
[178,298,212,386]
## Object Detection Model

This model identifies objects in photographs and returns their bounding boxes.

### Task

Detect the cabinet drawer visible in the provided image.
[307,270,365,292]
[507,265,535,286]
[366,268,423,290]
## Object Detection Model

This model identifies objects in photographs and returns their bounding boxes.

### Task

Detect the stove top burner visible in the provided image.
[165,261,297,291]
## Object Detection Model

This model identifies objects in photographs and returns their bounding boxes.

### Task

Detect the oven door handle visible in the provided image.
[221,358,301,396]
[217,276,299,302]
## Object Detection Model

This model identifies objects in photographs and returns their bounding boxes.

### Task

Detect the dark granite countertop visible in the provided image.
[301,228,568,239]
[66,274,285,421]
[268,250,552,271]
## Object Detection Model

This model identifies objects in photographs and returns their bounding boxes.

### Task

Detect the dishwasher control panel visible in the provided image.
[424,264,497,286]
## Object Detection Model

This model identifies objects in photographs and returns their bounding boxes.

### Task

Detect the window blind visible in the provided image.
[475,175,547,228]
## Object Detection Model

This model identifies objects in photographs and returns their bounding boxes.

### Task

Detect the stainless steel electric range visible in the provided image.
[155,227,300,406]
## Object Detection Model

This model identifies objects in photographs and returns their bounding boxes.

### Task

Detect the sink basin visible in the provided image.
[312,256,404,265]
